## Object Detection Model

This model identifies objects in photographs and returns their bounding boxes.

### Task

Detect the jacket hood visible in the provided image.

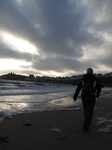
[87,68,93,75]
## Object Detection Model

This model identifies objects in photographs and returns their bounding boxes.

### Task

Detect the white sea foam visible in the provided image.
[96,117,112,133]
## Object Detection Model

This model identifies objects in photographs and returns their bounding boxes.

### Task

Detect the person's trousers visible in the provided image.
[82,95,96,128]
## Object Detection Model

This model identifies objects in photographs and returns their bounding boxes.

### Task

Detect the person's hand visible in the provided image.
[73,96,77,102]
[96,95,99,98]
[94,94,99,98]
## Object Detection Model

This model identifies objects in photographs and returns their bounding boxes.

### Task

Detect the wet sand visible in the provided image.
[0,94,112,150]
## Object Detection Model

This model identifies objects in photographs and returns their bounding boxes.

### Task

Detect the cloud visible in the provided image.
[0,39,33,61]
[0,0,112,76]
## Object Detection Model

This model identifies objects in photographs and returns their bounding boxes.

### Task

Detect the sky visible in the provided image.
[0,0,112,77]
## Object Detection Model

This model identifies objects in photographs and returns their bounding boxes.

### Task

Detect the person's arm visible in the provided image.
[96,79,102,98]
[73,80,82,101]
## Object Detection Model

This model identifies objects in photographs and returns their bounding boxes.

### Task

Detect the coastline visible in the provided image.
[0,94,112,149]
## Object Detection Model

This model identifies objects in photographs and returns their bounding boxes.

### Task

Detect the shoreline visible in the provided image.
[0,95,112,149]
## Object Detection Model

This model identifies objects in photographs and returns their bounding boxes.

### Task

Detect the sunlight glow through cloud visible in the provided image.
[2,33,38,54]
[0,59,32,71]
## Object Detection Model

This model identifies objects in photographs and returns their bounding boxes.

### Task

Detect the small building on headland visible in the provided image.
[29,74,35,79]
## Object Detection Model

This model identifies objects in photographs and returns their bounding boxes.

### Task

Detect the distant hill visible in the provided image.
[0,73,27,80]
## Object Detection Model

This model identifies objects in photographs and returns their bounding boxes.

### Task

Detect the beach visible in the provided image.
[0,90,112,150]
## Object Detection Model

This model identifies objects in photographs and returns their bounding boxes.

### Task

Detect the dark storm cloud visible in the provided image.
[0,0,112,75]
[32,54,95,75]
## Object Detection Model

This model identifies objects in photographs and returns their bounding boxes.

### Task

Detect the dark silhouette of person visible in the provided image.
[73,68,101,132]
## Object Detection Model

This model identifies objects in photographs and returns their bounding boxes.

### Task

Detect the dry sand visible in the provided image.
[0,93,112,150]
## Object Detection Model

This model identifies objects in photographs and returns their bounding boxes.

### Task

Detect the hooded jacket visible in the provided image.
[73,74,101,100]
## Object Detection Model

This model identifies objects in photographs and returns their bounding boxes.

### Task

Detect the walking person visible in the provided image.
[73,68,101,132]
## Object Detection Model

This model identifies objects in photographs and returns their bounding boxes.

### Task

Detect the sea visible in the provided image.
[0,79,81,118]
[0,79,111,119]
